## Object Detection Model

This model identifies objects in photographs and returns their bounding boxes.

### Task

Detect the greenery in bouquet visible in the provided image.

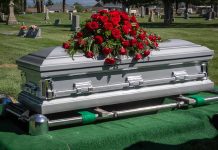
[63,10,161,64]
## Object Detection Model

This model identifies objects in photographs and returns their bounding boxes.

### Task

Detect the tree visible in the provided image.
[73,2,84,12]
[46,0,53,6]
[63,0,66,12]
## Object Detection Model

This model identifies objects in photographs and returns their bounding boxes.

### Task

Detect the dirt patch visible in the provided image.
[0,64,17,68]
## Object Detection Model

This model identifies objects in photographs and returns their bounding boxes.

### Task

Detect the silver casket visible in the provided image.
[16,39,214,115]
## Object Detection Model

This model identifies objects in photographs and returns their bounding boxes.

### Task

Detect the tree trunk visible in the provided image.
[23,0,26,12]
[185,0,190,14]
[175,0,178,14]
[36,0,41,13]
[63,0,66,12]
[40,0,44,13]
[163,0,174,25]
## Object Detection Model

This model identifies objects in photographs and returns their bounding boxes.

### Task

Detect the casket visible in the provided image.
[16,39,214,115]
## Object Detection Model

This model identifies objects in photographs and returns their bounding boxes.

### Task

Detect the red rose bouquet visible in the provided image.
[63,10,161,65]
[20,25,28,30]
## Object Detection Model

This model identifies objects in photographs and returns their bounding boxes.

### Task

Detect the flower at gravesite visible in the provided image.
[20,25,28,30]
[63,10,161,64]
[30,25,38,30]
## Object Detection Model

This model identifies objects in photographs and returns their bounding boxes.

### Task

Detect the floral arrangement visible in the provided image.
[20,25,28,30]
[62,10,161,64]
[30,25,38,30]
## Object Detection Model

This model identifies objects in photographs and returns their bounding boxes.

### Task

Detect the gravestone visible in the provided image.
[140,6,145,18]
[206,11,212,20]
[44,9,49,20]
[148,10,154,22]
[7,0,18,25]
[71,15,80,31]
[184,12,189,19]
[69,12,73,20]
[43,5,46,13]
[25,27,41,38]
[156,12,160,19]
[54,19,61,26]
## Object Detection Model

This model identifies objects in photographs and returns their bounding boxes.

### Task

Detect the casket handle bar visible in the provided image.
[53,72,206,97]
[40,79,54,100]
[47,95,218,128]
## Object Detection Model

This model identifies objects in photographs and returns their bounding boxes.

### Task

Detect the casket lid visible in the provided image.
[16,39,214,72]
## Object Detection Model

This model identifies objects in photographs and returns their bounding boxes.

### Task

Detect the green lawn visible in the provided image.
[0,13,218,97]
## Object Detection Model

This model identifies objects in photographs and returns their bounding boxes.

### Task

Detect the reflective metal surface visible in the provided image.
[29,114,48,136]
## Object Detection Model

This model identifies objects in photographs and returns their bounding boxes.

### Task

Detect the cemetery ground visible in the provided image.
[0,12,218,98]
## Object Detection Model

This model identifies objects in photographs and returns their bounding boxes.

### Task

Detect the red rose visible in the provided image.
[119,47,127,55]
[109,10,120,17]
[130,16,137,22]
[111,17,120,26]
[99,15,108,23]
[85,51,94,58]
[86,21,99,30]
[157,36,161,41]
[137,42,144,50]
[111,28,121,39]
[104,22,113,31]
[130,30,137,36]
[122,25,130,34]
[144,50,150,57]
[98,9,108,14]
[130,38,137,46]
[76,32,83,38]
[120,12,129,21]
[77,39,86,46]
[124,21,132,28]
[63,42,70,49]
[105,57,116,65]
[138,33,146,40]
[153,42,159,48]
[94,35,104,44]
[134,53,142,60]
[91,14,99,20]
[102,47,112,55]
[149,35,156,42]
[144,40,149,46]
[122,40,130,47]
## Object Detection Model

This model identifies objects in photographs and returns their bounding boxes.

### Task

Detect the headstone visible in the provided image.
[148,10,154,22]
[184,12,189,19]
[211,11,216,19]
[140,6,145,18]
[156,12,160,19]
[54,19,61,26]
[71,15,80,31]
[25,26,41,38]
[43,5,46,13]
[69,12,73,20]
[7,0,18,25]
[44,9,49,20]
[206,11,212,20]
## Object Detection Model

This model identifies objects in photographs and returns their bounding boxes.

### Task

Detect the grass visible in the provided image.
[0,12,218,98]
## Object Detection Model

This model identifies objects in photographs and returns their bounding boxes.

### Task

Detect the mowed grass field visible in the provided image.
[0,12,218,98]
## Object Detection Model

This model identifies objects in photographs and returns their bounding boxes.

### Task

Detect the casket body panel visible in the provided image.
[16,39,214,114]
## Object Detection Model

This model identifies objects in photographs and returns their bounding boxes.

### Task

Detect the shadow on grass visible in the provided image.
[124,136,218,150]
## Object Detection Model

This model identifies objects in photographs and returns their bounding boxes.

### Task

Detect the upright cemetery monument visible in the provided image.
[7,0,18,25]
